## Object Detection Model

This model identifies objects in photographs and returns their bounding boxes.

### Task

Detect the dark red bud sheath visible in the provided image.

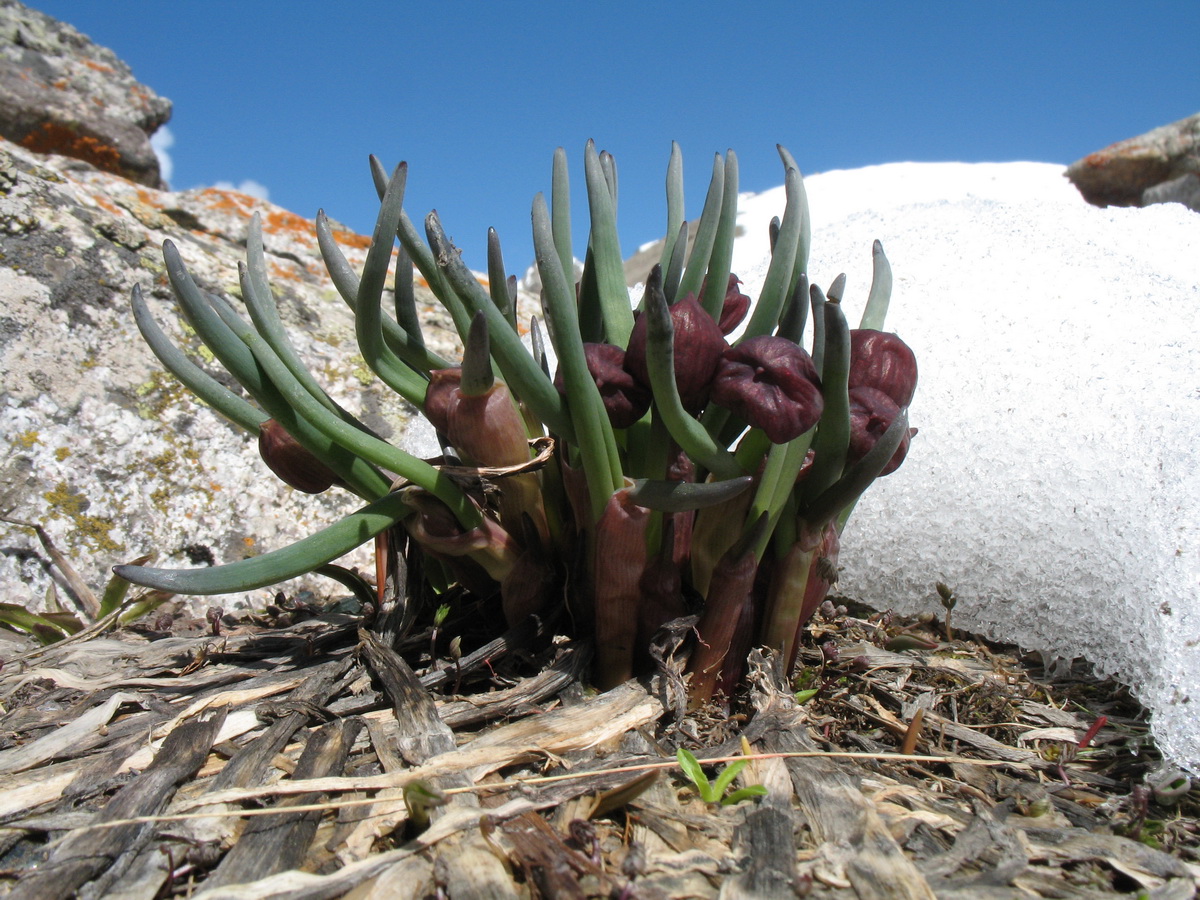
[424,368,462,434]
[717,274,751,335]
[625,292,726,413]
[710,335,824,444]
[847,386,913,476]
[554,343,651,429]
[849,329,918,408]
[257,419,339,493]
[427,368,531,469]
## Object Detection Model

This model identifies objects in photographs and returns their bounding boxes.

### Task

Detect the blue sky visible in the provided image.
[33,1,1200,272]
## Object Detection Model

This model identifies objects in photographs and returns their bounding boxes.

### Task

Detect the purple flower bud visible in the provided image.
[849,330,917,408]
[710,335,824,444]
[257,419,340,494]
[554,343,651,429]
[625,292,726,413]
[848,387,915,476]
[716,274,751,335]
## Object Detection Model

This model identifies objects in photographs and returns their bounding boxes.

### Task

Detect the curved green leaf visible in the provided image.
[114,492,412,595]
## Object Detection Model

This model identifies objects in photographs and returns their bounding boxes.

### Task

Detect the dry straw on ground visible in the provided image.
[0,590,1196,898]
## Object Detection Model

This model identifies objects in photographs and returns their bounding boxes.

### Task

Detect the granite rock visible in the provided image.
[0,0,171,188]
[1066,112,1200,210]
[0,133,476,615]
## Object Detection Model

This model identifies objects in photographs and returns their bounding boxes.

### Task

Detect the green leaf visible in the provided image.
[314,211,449,374]
[583,141,635,347]
[802,290,851,503]
[659,141,684,278]
[675,748,716,803]
[675,153,724,303]
[794,688,819,704]
[114,492,413,595]
[709,757,749,799]
[551,147,574,288]
[424,210,574,440]
[641,266,743,481]
[723,785,769,805]
[740,164,804,341]
[98,554,150,617]
[532,192,622,516]
[131,284,266,435]
[699,150,739,321]
[626,476,753,513]
[860,240,893,330]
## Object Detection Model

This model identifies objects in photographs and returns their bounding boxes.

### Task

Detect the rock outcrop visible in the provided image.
[0,130,477,615]
[1066,112,1200,212]
[0,0,171,188]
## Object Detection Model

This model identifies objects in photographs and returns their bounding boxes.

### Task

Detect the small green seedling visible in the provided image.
[676,748,768,806]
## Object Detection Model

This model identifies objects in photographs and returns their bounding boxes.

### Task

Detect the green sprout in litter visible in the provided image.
[675,747,767,806]
[113,142,918,704]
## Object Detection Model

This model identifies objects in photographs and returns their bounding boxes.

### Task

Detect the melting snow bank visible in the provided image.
[734,161,1200,770]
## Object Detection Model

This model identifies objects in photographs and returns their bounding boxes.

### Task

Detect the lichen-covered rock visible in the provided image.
[0,0,171,187]
[0,134,477,614]
[1065,112,1200,210]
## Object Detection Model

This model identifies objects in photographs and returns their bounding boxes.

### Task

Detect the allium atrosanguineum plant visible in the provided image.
[118,143,917,704]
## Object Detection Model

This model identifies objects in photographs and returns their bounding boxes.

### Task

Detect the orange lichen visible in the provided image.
[264,208,311,236]
[20,122,122,175]
[200,187,257,218]
[83,60,115,74]
[92,194,122,216]
[331,229,372,250]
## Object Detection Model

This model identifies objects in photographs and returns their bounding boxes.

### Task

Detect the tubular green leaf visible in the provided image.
[802,410,909,527]
[239,258,341,417]
[355,163,434,406]
[393,240,426,353]
[532,192,622,517]
[369,155,474,341]
[583,141,634,347]
[675,153,724,303]
[776,272,809,345]
[163,240,266,392]
[205,291,479,527]
[746,430,815,560]
[802,292,851,502]
[860,240,893,330]
[699,150,739,320]
[660,142,684,276]
[459,312,494,396]
[776,146,812,294]
[486,228,516,331]
[131,284,266,435]
[642,266,743,480]
[424,210,573,439]
[627,475,753,513]
[662,220,688,305]
[114,492,413,594]
[314,211,449,373]
[551,147,574,288]
[739,165,803,341]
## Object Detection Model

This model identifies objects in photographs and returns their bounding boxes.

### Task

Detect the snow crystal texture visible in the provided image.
[734,162,1200,769]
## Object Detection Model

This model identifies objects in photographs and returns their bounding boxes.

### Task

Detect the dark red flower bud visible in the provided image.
[257,419,340,493]
[849,330,917,408]
[710,335,824,444]
[625,292,726,413]
[717,274,751,335]
[554,343,651,429]
[847,386,914,476]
